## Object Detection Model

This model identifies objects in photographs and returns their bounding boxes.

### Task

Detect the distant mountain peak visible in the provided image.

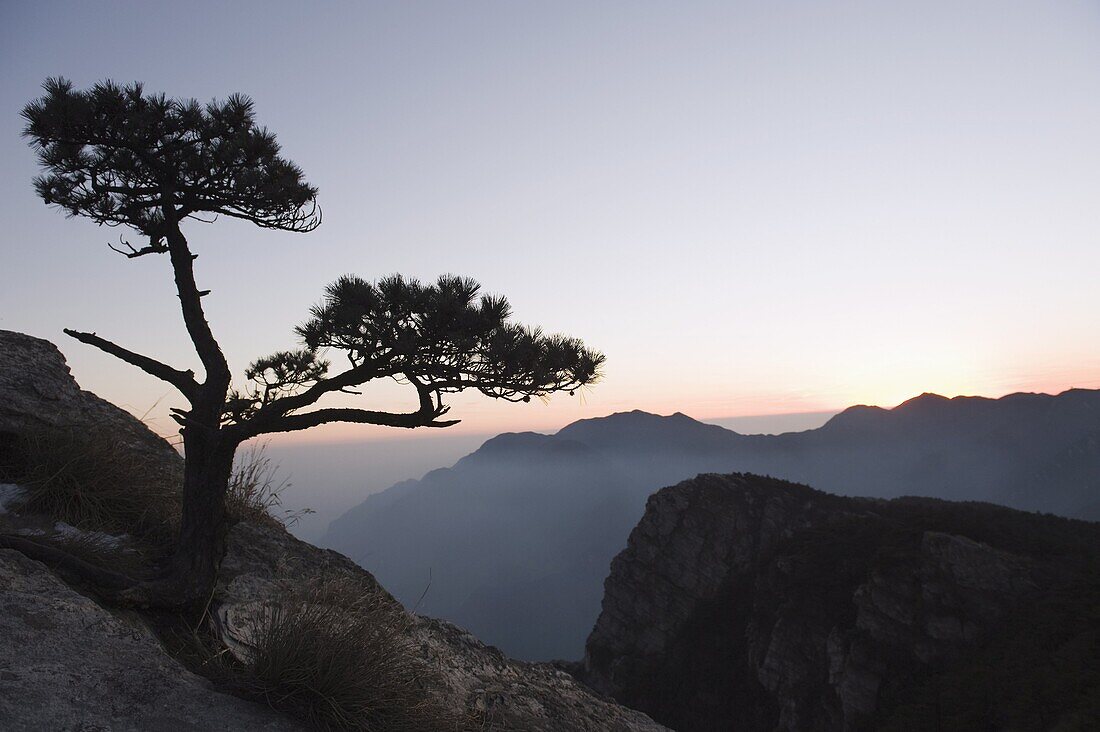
[462,430,557,458]
[819,404,888,431]
[452,430,595,470]
[554,409,740,454]
[479,430,555,449]
[558,409,708,431]
[900,391,951,405]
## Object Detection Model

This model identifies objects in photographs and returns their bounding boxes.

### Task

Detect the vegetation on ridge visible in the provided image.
[9,428,180,542]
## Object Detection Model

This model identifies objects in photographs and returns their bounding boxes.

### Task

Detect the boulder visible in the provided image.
[0,547,302,731]
[0,329,182,479]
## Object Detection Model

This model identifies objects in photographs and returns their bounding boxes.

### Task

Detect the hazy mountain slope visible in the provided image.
[323,388,1100,660]
[766,390,1100,514]
[326,432,643,659]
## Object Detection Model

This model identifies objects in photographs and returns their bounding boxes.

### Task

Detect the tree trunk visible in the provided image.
[160,220,237,607]
[168,426,236,606]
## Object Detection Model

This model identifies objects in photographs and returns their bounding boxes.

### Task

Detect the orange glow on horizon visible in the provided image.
[258,368,1100,447]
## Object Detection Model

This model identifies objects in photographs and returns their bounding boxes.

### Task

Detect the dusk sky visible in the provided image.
[3,1,1099,447]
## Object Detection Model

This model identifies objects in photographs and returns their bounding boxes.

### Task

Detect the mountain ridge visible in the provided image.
[323,386,1100,660]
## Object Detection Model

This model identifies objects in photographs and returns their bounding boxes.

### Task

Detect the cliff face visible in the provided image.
[582,474,1100,731]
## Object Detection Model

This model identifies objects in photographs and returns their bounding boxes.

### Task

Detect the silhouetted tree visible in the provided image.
[12,78,603,607]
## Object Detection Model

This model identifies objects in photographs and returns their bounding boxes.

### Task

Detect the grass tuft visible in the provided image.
[11,428,180,543]
[236,576,465,731]
[9,432,309,540]
[226,442,313,529]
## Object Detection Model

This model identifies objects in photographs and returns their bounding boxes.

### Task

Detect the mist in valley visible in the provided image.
[260,433,491,543]
[266,411,838,543]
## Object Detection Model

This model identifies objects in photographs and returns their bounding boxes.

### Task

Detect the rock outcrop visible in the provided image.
[0,547,302,731]
[0,329,182,480]
[581,473,1100,731]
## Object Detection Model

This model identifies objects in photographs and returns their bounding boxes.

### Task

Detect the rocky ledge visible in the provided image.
[580,473,1100,731]
[0,512,664,731]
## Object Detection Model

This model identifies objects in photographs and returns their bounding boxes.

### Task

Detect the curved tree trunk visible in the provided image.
[159,219,238,607]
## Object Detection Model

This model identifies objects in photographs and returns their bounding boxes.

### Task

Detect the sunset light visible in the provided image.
[2,3,1098,728]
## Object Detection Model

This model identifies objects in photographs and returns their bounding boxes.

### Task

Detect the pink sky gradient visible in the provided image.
[3,2,1098,448]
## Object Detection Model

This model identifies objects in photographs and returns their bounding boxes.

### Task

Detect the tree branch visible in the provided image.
[199,197,322,232]
[107,235,168,259]
[64,328,198,400]
[241,406,458,438]
[0,534,137,591]
[251,360,398,420]
[409,374,443,415]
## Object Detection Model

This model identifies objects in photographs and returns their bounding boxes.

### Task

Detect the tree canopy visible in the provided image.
[23,77,319,255]
[227,274,604,437]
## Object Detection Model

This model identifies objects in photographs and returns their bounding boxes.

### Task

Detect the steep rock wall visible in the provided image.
[582,473,1100,731]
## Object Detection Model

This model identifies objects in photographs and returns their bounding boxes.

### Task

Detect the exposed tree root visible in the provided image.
[0,533,200,609]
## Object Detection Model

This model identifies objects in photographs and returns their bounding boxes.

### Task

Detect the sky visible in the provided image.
[2,1,1100,454]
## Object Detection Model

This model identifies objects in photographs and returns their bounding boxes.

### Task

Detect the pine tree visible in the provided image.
[13,78,603,606]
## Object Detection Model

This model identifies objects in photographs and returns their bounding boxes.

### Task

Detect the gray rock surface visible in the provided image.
[0,329,182,480]
[0,547,302,731]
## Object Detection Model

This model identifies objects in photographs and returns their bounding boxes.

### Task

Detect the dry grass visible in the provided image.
[226,443,313,529]
[12,428,180,544]
[236,576,465,731]
[12,432,308,538]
